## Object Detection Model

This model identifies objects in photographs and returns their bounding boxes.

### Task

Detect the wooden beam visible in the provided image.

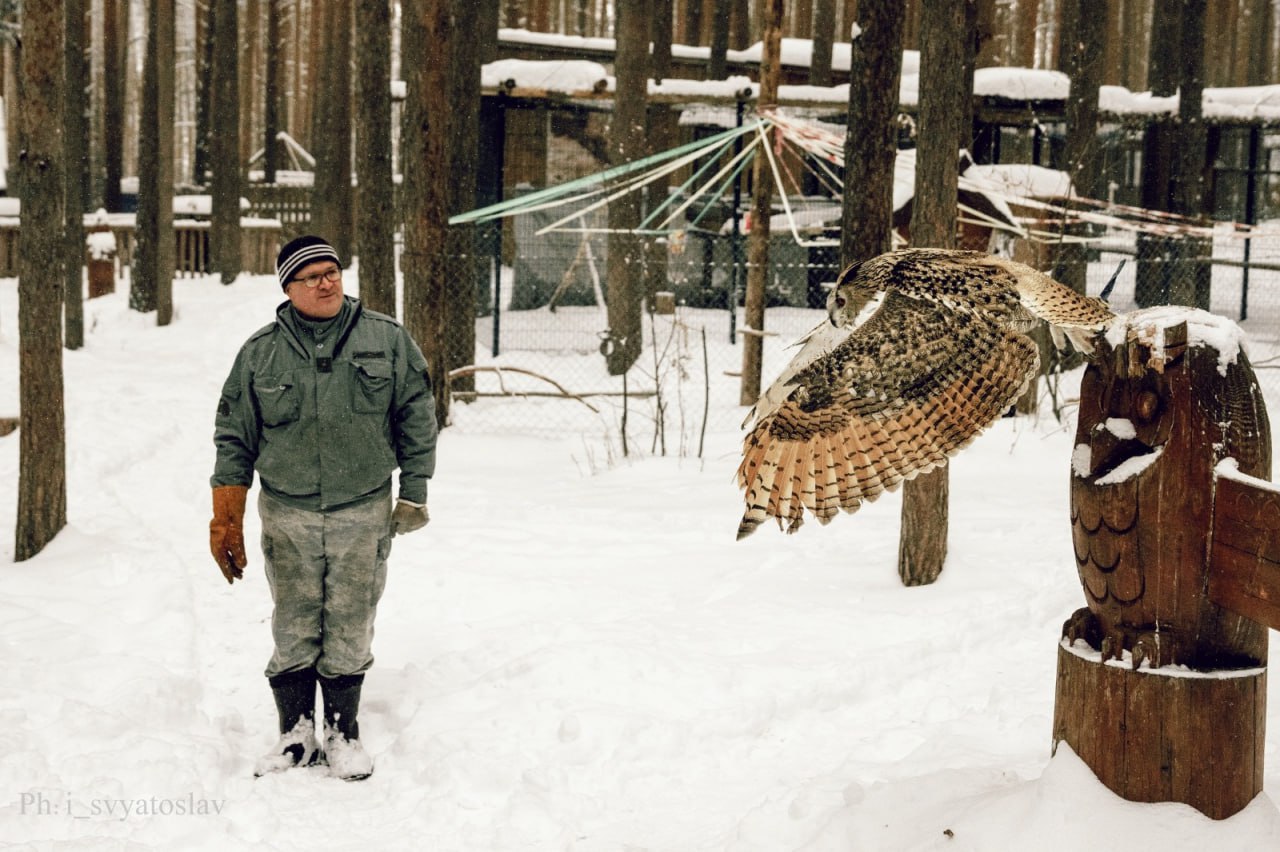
[1209,469,1280,631]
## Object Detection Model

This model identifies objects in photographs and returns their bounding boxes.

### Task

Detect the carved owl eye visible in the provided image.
[1135,390,1160,423]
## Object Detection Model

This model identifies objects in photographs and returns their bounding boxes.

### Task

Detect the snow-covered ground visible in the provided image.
[2,264,1280,850]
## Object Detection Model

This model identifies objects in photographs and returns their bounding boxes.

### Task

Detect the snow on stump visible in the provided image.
[86,210,117,298]
[1054,307,1280,820]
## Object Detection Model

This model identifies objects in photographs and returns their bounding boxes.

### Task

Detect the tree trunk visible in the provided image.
[263,0,282,183]
[293,0,311,148]
[738,0,782,406]
[974,0,1001,66]
[1173,0,1209,310]
[479,0,501,61]
[900,0,967,587]
[2,36,19,198]
[102,0,125,209]
[156,0,174,325]
[1014,0,1039,67]
[133,1,158,311]
[809,0,836,87]
[1125,0,1150,90]
[443,0,483,403]
[841,0,906,266]
[793,0,811,43]
[683,0,703,45]
[1056,0,1104,296]
[192,0,214,186]
[652,0,673,80]
[708,0,730,78]
[133,0,174,318]
[211,0,241,283]
[730,0,750,49]
[16,0,68,561]
[1103,0,1124,86]
[311,0,354,261]
[604,0,649,376]
[65,0,87,350]
[1243,0,1272,86]
[356,0,396,316]
[240,0,261,170]
[1135,0,1182,308]
[401,0,452,421]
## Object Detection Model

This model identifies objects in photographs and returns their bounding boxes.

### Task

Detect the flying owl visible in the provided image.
[736,248,1114,540]
[1065,308,1271,670]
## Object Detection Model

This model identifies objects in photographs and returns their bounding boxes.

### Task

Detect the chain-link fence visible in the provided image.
[441,213,1280,444]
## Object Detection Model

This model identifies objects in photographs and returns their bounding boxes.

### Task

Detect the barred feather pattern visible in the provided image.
[736,249,1114,540]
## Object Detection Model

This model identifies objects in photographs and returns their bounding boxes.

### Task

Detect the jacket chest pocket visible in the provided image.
[254,378,300,427]
[353,360,393,414]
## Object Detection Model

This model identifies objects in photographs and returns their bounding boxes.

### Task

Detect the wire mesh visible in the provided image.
[445,215,1280,446]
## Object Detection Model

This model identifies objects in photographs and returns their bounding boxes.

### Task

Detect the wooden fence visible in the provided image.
[244,185,313,238]
[0,216,282,279]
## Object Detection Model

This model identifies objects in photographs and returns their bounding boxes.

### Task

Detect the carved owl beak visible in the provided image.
[1074,424,1162,484]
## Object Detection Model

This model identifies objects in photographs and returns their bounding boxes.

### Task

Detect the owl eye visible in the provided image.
[1136,391,1159,422]
[834,295,846,309]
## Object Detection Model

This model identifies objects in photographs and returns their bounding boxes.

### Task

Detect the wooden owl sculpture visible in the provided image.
[1065,307,1272,670]
[737,248,1114,539]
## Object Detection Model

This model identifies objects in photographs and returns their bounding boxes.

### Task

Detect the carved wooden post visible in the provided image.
[1054,307,1278,820]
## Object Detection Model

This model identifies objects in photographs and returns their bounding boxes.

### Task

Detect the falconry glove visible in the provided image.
[210,485,249,583]
[391,499,429,536]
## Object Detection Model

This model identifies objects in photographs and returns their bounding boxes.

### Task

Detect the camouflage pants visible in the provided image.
[259,490,393,680]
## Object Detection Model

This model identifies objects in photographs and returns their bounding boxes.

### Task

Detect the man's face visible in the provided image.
[285,259,343,319]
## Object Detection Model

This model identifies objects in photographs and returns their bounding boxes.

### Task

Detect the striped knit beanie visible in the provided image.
[276,235,340,290]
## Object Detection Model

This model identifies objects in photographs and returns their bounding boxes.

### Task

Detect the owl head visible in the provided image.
[827,258,880,328]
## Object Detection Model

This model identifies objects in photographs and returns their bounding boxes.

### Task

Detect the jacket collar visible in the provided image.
[274,296,363,360]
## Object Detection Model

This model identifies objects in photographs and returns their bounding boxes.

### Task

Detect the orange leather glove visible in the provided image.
[210,485,249,584]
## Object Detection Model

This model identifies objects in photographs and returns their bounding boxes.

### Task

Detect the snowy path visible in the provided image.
[0,275,1278,849]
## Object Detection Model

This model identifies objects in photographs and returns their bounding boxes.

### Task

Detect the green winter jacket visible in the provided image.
[211,297,437,511]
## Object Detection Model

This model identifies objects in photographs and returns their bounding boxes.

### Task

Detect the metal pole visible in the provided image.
[1242,126,1259,321]
[492,102,507,356]
[729,97,744,344]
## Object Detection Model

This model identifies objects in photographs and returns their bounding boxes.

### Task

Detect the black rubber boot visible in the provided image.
[319,673,372,781]
[253,668,321,777]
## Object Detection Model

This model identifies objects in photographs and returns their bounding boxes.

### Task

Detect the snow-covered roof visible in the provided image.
[497,28,905,76]
[475,39,1280,124]
[889,149,1023,233]
[482,59,609,92]
[965,163,1075,201]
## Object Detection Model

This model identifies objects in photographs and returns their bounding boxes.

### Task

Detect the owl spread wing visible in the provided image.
[736,291,1040,539]
[969,253,1115,349]
[865,250,1114,350]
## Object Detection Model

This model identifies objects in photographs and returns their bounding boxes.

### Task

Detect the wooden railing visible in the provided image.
[0,216,282,279]
[244,185,313,238]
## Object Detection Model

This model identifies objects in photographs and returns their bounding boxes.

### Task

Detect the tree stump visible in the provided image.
[1054,307,1275,819]
[1053,642,1265,820]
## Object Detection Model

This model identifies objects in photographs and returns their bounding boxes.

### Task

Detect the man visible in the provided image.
[209,235,437,781]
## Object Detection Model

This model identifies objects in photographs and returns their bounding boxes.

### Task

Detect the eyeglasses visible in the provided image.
[291,266,342,288]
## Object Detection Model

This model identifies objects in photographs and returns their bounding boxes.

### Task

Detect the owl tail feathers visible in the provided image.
[737,432,850,539]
